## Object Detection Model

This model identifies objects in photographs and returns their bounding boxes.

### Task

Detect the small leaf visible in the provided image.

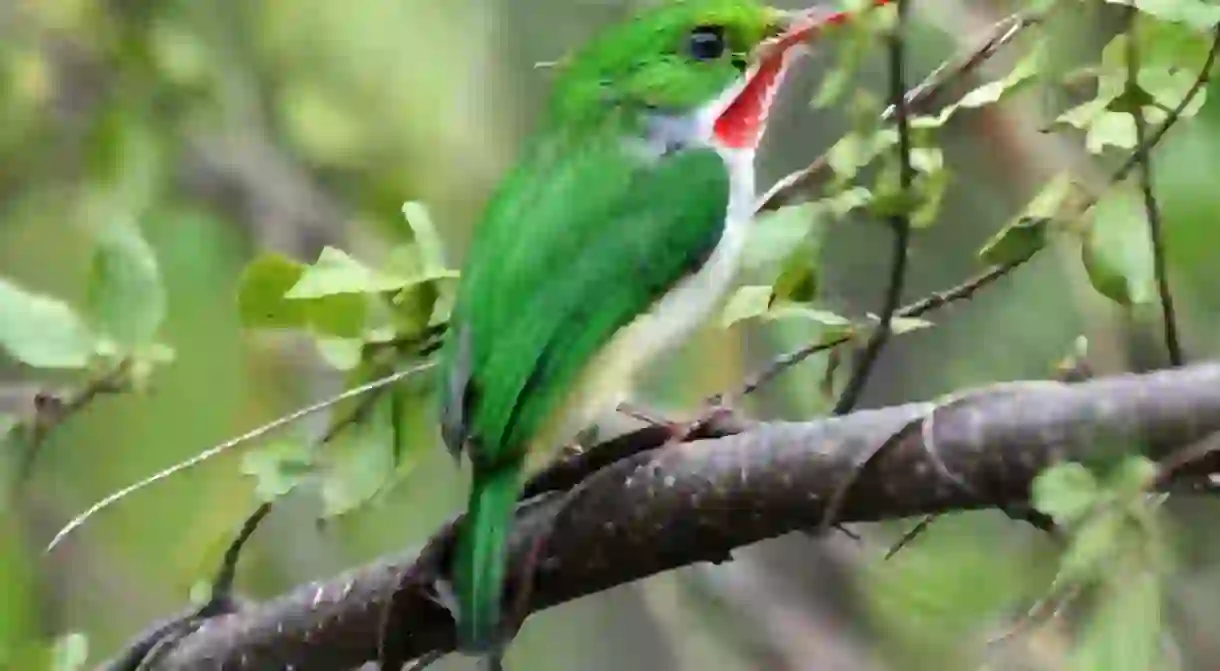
[1058,509,1125,584]
[1086,112,1137,154]
[768,242,821,305]
[979,217,1048,266]
[236,254,308,329]
[879,315,934,335]
[401,201,451,279]
[320,393,397,518]
[0,278,96,369]
[822,187,874,218]
[1107,455,1158,494]
[1113,0,1220,30]
[50,632,89,671]
[766,304,854,330]
[740,203,822,275]
[1056,98,1113,130]
[721,285,773,327]
[1081,188,1156,306]
[978,173,1091,264]
[285,247,411,299]
[303,293,369,339]
[86,218,166,350]
[240,440,315,501]
[314,336,364,371]
[1033,462,1100,526]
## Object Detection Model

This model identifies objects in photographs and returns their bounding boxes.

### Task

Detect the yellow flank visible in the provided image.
[524,312,650,470]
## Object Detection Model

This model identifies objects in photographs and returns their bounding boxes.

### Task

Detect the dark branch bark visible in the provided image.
[126,363,1220,671]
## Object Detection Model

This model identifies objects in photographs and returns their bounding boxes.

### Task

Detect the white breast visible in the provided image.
[530,147,755,456]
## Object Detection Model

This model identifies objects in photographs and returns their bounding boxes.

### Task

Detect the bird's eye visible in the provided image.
[688,25,726,61]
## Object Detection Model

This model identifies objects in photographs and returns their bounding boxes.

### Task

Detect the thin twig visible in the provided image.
[1126,9,1184,367]
[724,257,1031,402]
[1111,24,1220,187]
[45,360,437,552]
[14,360,133,487]
[211,501,273,599]
[757,7,1047,214]
[736,6,1050,401]
[831,0,913,416]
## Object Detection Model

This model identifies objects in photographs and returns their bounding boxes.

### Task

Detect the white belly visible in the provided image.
[530,148,756,456]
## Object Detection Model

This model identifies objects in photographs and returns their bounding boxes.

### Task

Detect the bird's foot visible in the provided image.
[662,401,734,446]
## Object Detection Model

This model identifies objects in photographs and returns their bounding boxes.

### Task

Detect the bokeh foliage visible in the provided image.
[4,0,1220,669]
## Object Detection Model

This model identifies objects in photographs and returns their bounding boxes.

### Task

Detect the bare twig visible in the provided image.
[45,360,437,552]
[831,0,913,416]
[12,360,133,488]
[724,256,1032,402]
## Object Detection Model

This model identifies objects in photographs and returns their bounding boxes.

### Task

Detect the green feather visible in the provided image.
[454,466,521,652]
[437,0,790,657]
[441,135,729,651]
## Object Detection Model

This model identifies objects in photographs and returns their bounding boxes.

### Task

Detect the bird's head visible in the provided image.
[548,0,859,151]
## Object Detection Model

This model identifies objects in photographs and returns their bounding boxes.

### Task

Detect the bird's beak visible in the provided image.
[758,7,838,60]
[760,1,893,60]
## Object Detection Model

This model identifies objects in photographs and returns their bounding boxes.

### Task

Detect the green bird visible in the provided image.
[439,0,865,658]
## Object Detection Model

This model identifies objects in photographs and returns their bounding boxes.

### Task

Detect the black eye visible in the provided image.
[688,25,726,61]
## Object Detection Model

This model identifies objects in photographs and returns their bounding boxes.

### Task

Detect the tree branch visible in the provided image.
[123,363,1220,671]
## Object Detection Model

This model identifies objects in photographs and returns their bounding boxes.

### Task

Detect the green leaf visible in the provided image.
[86,218,166,350]
[303,293,369,339]
[240,440,315,501]
[1070,570,1163,671]
[1058,509,1125,585]
[285,247,411,299]
[917,39,1047,129]
[827,129,897,182]
[1033,462,1100,526]
[978,173,1091,265]
[1107,455,1158,494]
[1110,0,1220,31]
[49,632,88,671]
[314,337,364,371]
[721,285,773,327]
[1081,188,1157,306]
[877,315,935,335]
[236,254,309,329]
[320,393,397,518]
[401,201,451,279]
[766,304,854,331]
[768,241,821,305]
[740,203,823,276]
[979,217,1049,266]
[1086,112,1137,154]
[0,278,96,369]
[822,187,874,219]
[1056,98,1112,131]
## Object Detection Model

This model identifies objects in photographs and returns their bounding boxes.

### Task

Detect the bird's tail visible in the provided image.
[454,466,521,653]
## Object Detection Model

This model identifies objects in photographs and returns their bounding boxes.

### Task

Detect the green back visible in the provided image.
[441,129,729,466]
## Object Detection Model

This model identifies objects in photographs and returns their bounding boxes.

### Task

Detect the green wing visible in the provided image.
[441,135,730,466]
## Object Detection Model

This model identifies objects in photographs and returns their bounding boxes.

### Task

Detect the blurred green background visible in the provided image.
[3,0,1220,669]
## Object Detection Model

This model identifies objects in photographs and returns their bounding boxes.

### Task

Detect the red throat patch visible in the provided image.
[711,48,789,150]
[712,0,894,150]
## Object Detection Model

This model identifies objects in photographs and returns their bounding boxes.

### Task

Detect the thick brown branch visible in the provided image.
[132,363,1220,671]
